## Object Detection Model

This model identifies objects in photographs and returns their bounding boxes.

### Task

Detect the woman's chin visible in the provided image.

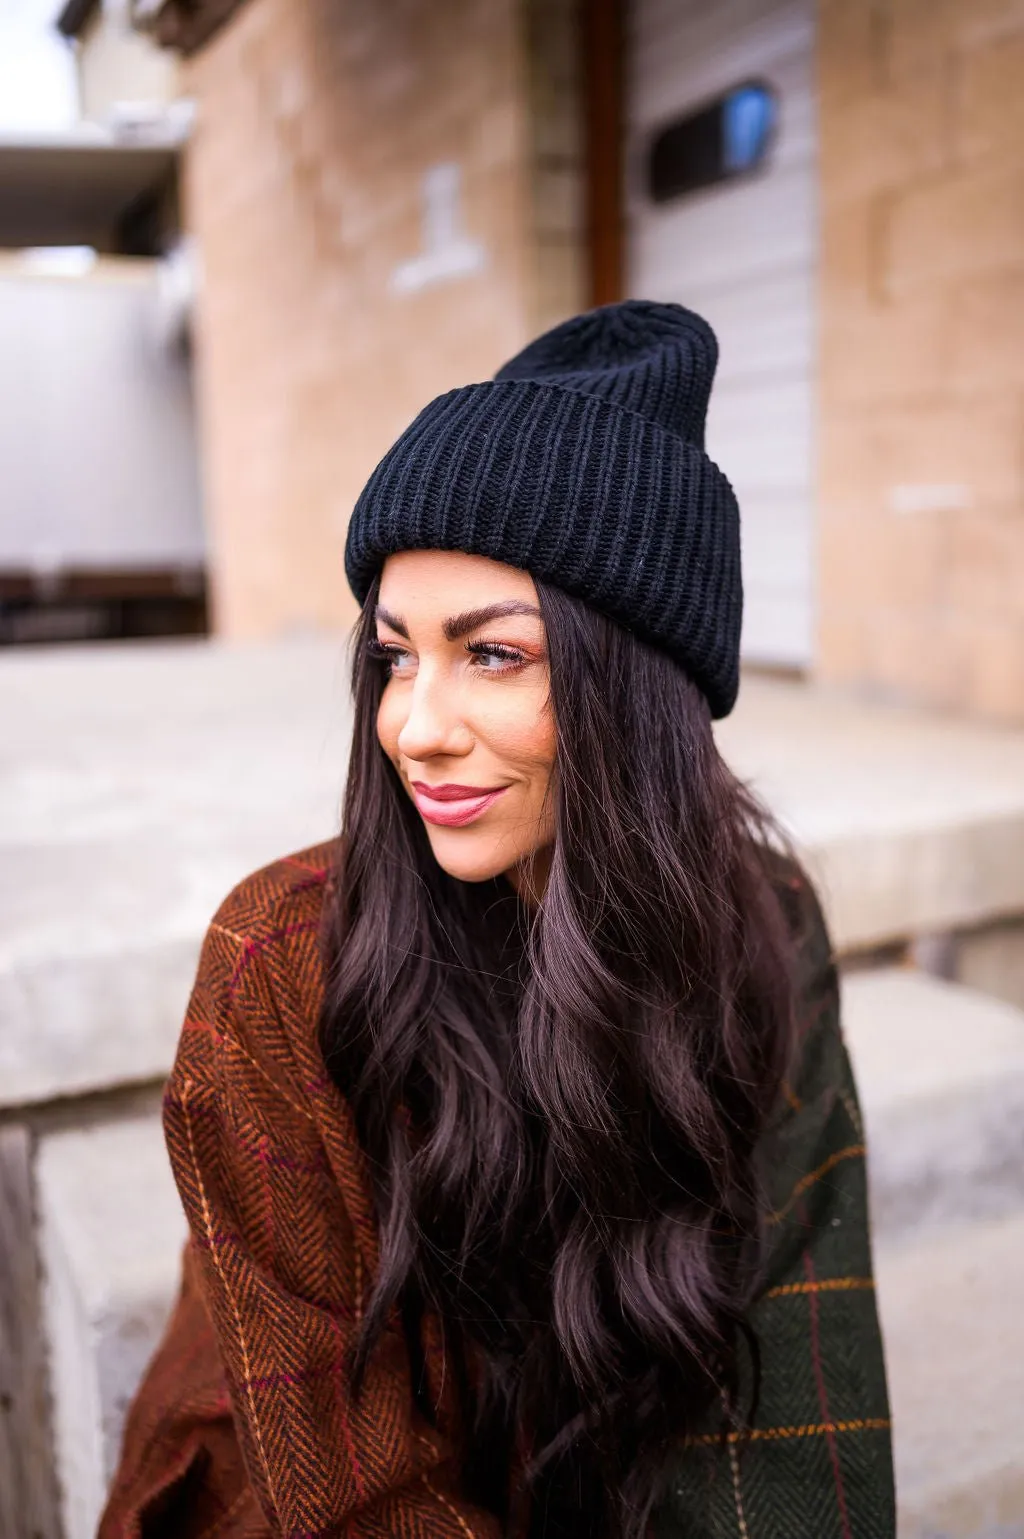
[423,827,521,886]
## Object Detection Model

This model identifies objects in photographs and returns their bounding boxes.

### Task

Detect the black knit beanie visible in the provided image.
[345,300,742,717]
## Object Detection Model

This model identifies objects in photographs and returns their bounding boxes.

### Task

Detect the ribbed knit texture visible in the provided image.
[345,300,743,717]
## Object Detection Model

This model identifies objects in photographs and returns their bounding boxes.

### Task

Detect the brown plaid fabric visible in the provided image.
[100,843,895,1539]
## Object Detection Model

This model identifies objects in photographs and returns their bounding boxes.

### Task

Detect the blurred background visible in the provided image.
[1,1,1023,1536]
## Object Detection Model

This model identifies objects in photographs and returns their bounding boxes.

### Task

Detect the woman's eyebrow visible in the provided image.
[375,605,410,638]
[443,601,541,641]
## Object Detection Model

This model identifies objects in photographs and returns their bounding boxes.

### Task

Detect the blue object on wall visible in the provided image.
[722,83,777,173]
[648,79,778,204]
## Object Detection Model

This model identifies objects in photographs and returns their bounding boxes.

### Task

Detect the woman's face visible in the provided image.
[374,549,556,893]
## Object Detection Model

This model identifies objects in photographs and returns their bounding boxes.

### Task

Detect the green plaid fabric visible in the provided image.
[652,876,896,1539]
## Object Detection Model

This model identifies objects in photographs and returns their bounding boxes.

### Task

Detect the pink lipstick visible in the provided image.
[411,781,508,828]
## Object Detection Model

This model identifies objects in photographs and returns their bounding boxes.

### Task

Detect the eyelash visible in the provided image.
[366,639,398,662]
[367,639,527,674]
[467,641,526,667]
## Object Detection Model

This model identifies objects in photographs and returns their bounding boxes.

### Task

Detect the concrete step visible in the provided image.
[1,638,351,1112]
[716,677,1024,956]
[842,967,1024,1237]
[876,1211,1024,1539]
[32,968,1024,1538]
[36,1114,187,1539]
[844,969,1024,1537]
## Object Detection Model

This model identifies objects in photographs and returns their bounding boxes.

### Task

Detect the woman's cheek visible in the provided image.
[376,686,401,760]
[479,681,555,769]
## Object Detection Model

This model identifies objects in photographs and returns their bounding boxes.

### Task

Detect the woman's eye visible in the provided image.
[368,639,415,675]
[467,642,525,673]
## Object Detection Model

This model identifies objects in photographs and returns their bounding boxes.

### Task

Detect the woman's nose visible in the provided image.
[396,672,473,762]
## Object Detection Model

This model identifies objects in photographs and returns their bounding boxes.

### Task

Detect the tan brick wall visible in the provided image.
[818,0,1024,722]
[182,0,560,638]
[521,0,587,334]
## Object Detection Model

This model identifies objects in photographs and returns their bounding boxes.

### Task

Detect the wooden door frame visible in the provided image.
[581,0,625,306]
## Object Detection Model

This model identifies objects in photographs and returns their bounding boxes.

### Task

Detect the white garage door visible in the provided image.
[626,0,817,667]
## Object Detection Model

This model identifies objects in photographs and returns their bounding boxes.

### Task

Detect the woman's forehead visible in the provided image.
[377,550,540,620]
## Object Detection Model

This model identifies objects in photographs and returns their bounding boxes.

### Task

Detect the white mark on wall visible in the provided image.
[389,163,486,295]
[888,484,974,515]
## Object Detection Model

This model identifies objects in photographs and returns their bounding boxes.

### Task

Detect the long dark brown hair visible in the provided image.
[319,577,797,1539]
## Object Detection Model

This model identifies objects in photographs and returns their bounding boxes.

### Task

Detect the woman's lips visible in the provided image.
[410,781,509,828]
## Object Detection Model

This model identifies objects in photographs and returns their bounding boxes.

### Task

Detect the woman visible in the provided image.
[103,301,894,1539]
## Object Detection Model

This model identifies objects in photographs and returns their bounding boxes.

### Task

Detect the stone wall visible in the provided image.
[181,0,585,641]
[818,0,1024,722]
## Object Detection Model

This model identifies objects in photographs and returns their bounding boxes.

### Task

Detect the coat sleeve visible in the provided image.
[652,873,896,1539]
[138,913,501,1539]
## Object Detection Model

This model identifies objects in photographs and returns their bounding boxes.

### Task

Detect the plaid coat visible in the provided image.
[100,842,895,1539]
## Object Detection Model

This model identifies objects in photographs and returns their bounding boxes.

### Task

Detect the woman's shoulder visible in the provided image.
[758,843,835,1001]
[208,838,338,956]
[759,842,828,938]
[174,839,340,1099]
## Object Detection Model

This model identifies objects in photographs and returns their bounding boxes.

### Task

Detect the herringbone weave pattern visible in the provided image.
[100,843,895,1539]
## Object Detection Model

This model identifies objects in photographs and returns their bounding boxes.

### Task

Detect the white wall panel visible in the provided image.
[657,269,814,386]
[629,164,816,291]
[0,264,203,575]
[631,0,814,124]
[739,586,813,665]
[739,493,814,579]
[627,0,818,667]
[630,24,815,162]
[707,379,812,494]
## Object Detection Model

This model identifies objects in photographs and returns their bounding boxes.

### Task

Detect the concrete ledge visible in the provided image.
[37,1114,187,1539]
[1,638,350,1112]
[0,936,199,1109]
[0,1123,60,1538]
[716,677,1024,951]
[956,915,1024,1014]
[876,1212,1024,1538]
[843,968,1024,1236]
